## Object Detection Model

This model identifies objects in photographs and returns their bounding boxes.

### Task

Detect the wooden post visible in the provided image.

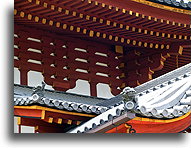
[20,69,28,85]
[90,82,97,97]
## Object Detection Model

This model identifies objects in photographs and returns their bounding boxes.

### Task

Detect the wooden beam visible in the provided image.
[18,117,63,127]
[35,125,66,133]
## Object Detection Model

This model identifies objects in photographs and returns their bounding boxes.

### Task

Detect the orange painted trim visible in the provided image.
[132,111,191,123]
[106,112,191,133]
[131,0,191,15]
[14,107,42,118]
[14,105,96,118]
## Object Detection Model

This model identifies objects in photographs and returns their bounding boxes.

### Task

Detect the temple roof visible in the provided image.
[135,60,191,93]
[14,63,191,133]
[96,62,191,107]
[13,0,191,133]
[14,84,108,115]
[69,63,191,133]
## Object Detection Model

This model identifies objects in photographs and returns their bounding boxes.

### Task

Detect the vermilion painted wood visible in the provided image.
[153,44,191,78]
[14,23,190,92]
[14,0,191,133]
[14,106,94,122]
[14,0,190,45]
[14,108,42,118]
[94,0,190,24]
[35,125,66,133]
[14,0,191,89]
[18,117,63,127]
[22,0,190,31]
[19,118,79,133]
[14,24,124,95]
[106,114,191,133]
[43,111,92,121]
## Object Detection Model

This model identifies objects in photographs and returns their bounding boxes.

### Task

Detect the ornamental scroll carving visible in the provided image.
[125,123,136,133]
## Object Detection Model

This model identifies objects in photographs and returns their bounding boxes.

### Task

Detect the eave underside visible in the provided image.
[15,0,191,49]
[14,0,191,88]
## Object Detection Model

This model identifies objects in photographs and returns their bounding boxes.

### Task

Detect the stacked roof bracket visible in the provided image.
[14,0,191,49]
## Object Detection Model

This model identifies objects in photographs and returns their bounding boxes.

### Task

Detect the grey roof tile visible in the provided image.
[69,63,191,133]
[14,63,191,133]
[14,84,108,115]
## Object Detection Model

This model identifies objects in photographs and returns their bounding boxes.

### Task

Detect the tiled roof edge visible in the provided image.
[14,84,107,101]
[14,94,108,115]
[148,0,191,10]
[135,63,191,93]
